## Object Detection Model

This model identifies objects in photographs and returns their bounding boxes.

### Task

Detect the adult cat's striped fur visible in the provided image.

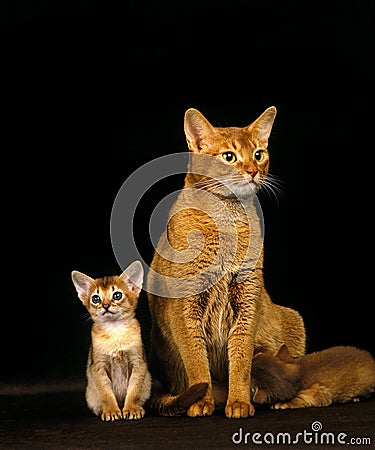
[147,107,306,418]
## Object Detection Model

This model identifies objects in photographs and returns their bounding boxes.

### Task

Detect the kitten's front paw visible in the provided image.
[225,401,255,418]
[101,408,123,421]
[187,400,215,417]
[123,405,145,420]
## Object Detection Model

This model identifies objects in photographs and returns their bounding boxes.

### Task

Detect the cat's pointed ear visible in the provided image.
[120,260,144,294]
[252,387,269,404]
[71,271,95,302]
[276,343,293,362]
[248,106,277,145]
[184,108,217,152]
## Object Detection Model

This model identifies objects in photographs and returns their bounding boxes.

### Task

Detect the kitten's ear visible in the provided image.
[252,387,269,404]
[120,260,144,294]
[276,343,293,362]
[71,271,95,302]
[184,108,217,152]
[248,106,277,144]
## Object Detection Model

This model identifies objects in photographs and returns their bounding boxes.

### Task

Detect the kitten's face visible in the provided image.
[184,107,276,199]
[79,276,138,323]
[72,261,144,325]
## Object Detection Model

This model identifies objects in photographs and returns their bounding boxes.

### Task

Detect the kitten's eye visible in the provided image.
[254,149,264,161]
[91,295,101,304]
[222,152,237,164]
[112,291,123,301]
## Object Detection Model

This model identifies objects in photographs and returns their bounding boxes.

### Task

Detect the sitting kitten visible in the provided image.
[71,261,151,421]
[251,344,375,409]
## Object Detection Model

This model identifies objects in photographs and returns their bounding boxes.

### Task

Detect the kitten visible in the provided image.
[71,261,151,421]
[251,344,375,409]
[147,107,306,418]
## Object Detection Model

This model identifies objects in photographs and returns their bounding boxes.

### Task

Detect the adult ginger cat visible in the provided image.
[147,107,306,418]
[71,261,151,421]
[251,344,375,408]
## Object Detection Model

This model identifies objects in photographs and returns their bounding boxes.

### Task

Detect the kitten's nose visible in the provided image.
[102,303,110,309]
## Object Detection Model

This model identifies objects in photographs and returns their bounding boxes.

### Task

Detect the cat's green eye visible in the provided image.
[222,152,237,164]
[113,291,123,301]
[254,149,264,162]
[91,294,101,304]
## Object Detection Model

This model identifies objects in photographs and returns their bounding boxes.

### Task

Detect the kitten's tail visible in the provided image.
[149,383,209,417]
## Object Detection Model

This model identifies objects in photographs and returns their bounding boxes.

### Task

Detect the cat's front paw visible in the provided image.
[123,405,145,420]
[225,401,255,418]
[187,400,215,417]
[101,407,123,421]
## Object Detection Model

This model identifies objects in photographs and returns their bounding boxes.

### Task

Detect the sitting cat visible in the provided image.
[147,106,306,418]
[251,343,375,409]
[71,261,152,421]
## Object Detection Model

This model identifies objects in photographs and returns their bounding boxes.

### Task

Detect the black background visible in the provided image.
[6,1,374,384]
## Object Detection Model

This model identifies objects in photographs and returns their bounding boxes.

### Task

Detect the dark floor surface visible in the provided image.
[1,381,374,450]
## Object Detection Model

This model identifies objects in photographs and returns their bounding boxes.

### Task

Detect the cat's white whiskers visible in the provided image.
[259,174,286,205]
[265,173,286,189]
[194,174,261,199]
[194,177,236,193]
[265,174,286,195]
[194,179,222,190]
[194,176,235,188]
[194,173,286,203]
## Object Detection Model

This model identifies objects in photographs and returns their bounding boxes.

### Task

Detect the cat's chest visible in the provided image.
[91,323,139,358]
[203,294,234,337]
[199,293,234,378]
[198,225,253,277]
[170,217,252,268]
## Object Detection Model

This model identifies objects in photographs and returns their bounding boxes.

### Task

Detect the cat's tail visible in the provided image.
[149,383,209,417]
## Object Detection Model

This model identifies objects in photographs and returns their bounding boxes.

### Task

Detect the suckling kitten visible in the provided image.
[71,261,151,421]
[251,344,375,409]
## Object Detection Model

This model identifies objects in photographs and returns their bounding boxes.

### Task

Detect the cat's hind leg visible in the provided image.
[272,384,332,409]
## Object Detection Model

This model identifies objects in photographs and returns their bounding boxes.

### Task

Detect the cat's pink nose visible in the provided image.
[247,167,258,177]
[102,303,110,309]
